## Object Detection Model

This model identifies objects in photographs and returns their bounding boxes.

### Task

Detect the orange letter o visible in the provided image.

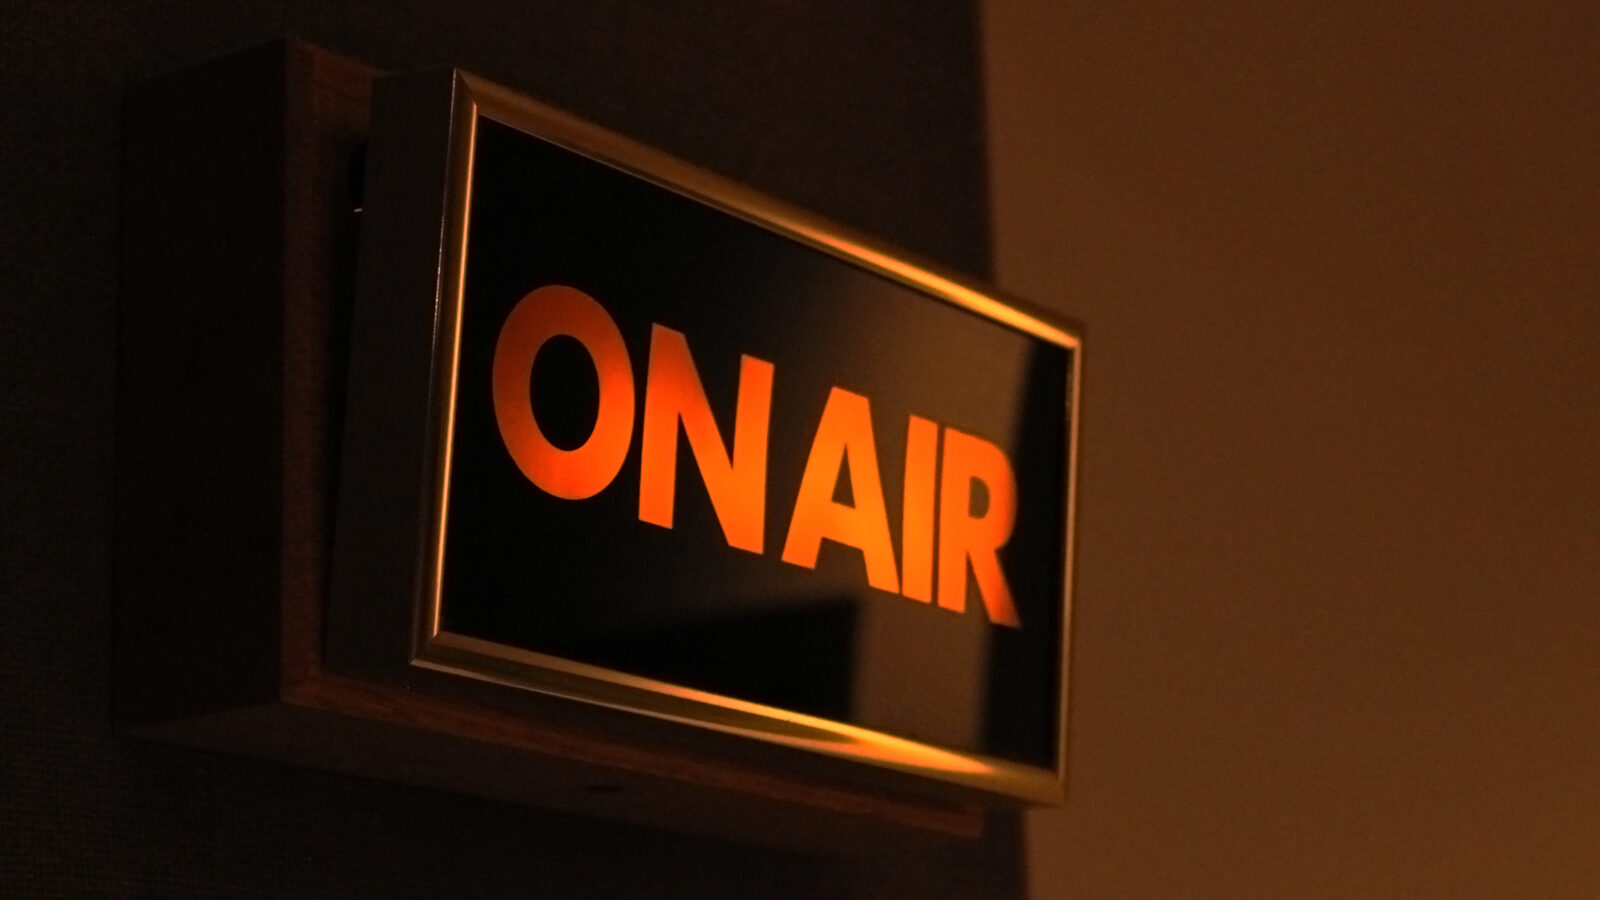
[492,285,636,500]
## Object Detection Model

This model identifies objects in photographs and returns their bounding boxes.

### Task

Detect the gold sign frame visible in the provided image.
[329,68,1082,805]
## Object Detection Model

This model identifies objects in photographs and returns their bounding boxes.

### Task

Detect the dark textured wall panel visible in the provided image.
[0,1,1013,896]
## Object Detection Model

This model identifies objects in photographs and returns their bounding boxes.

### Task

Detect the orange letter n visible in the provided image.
[638,324,774,554]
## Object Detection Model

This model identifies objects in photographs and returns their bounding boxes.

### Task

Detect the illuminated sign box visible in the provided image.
[328,69,1081,803]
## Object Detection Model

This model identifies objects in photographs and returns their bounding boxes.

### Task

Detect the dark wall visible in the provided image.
[0,3,1015,896]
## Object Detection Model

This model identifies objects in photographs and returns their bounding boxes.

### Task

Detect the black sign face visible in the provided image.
[333,71,1080,803]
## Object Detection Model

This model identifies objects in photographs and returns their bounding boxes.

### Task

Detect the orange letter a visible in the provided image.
[780,387,899,593]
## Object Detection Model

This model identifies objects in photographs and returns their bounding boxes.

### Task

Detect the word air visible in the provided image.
[491,285,1022,628]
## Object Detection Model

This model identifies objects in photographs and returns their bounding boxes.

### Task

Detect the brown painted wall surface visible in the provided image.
[0,3,1026,897]
[985,2,1600,897]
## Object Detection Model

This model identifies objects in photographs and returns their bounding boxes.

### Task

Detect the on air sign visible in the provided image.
[493,283,1025,627]
[330,69,1081,803]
